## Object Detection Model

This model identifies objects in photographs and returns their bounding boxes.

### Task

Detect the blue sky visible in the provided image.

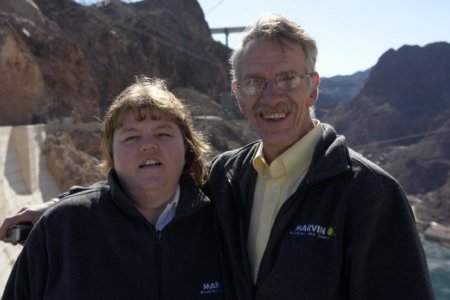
[198,0,450,77]
[77,0,449,77]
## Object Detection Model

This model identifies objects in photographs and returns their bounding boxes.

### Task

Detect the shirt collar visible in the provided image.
[252,119,323,181]
[155,185,180,230]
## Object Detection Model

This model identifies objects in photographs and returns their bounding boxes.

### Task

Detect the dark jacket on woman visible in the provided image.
[208,123,434,300]
[3,171,230,300]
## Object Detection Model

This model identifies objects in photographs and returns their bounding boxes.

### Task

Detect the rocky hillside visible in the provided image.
[316,70,370,118]
[328,42,450,226]
[0,0,235,125]
[332,42,450,147]
[0,0,256,180]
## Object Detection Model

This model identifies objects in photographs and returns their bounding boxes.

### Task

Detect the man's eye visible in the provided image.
[277,73,301,89]
[243,77,263,87]
[278,73,297,82]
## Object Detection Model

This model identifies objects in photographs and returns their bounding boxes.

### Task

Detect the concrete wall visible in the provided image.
[0,124,60,294]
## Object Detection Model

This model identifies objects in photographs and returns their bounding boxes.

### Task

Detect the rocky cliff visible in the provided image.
[0,0,234,125]
[333,42,450,148]
[0,0,257,191]
[329,42,450,226]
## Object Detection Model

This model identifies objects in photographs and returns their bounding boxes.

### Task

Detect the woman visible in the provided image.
[3,77,230,299]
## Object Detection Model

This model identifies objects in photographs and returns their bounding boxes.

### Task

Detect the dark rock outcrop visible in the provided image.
[333,42,450,147]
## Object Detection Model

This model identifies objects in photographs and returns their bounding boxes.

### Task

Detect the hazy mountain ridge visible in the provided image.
[316,69,370,118]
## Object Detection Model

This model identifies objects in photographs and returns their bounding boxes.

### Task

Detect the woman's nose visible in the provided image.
[140,137,158,152]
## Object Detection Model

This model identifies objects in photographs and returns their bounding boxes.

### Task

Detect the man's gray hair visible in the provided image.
[230,13,318,82]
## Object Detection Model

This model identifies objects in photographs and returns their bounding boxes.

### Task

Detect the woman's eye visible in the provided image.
[124,136,138,141]
[157,132,171,137]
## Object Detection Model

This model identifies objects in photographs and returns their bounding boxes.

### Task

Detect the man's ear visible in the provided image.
[231,81,238,94]
[308,72,320,106]
[231,81,246,114]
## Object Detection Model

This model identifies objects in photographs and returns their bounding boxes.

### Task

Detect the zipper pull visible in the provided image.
[155,230,162,243]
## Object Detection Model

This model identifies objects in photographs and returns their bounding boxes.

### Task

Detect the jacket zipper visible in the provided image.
[227,177,255,300]
[155,230,163,300]
[153,215,195,300]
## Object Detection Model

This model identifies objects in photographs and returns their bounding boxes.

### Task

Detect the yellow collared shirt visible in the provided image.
[248,120,323,282]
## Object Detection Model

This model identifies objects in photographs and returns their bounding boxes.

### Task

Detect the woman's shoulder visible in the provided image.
[43,183,111,219]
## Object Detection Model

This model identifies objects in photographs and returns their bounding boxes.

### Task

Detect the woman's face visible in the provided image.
[112,109,186,201]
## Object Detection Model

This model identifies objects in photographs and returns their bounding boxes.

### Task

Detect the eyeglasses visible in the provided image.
[237,72,313,97]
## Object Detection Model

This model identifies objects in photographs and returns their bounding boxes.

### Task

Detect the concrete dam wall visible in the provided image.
[0,125,60,294]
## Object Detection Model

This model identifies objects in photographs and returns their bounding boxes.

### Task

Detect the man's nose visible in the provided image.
[262,79,282,98]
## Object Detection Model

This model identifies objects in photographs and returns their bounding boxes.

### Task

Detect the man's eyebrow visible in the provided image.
[243,70,297,78]
[241,74,265,81]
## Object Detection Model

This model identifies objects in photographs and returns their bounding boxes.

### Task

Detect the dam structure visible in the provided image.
[0,124,60,294]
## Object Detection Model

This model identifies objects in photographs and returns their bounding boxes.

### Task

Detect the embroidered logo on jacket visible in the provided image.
[290,224,336,240]
[199,281,224,295]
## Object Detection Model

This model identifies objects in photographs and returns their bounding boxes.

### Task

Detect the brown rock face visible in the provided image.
[0,0,100,125]
[0,26,46,124]
[0,0,231,125]
[44,129,104,191]
[0,0,254,195]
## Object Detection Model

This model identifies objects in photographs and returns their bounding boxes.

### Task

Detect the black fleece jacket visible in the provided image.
[208,123,435,300]
[3,171,230,300]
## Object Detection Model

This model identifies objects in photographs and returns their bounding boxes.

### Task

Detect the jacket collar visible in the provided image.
[108,171,209,222]
[223,123,352,186]
[306,123,352,184]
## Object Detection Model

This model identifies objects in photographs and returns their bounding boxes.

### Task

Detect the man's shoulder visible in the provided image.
[317,124,401,189]
[217,140,260,158]
[211,140,259,168]
[347,148,400,188]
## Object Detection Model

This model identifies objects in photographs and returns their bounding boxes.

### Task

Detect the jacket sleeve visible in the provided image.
[2,224,48,299]
[347,180,435,300]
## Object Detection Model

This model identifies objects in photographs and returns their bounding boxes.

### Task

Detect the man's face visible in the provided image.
[233,39,320,162]
[112,109,185,200]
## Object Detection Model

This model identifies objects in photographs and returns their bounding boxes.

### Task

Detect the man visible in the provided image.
[1,13,434,300]
[206,13,434,299]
